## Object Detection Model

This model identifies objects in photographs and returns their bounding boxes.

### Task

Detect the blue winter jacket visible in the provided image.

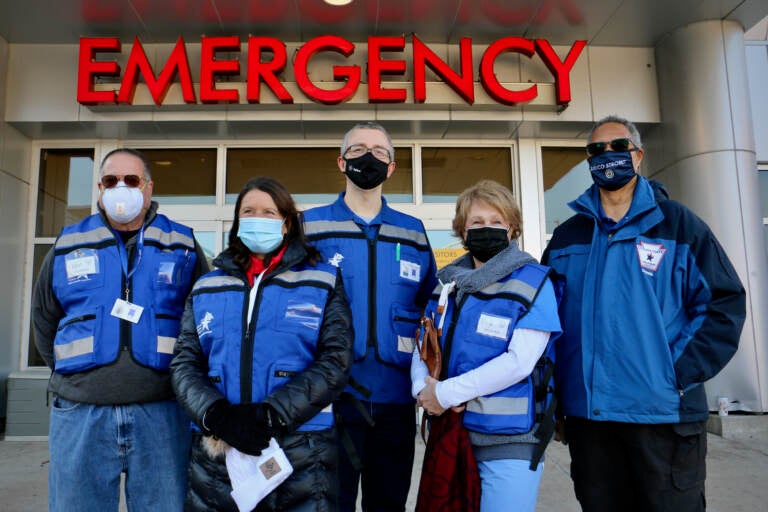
[542,176,746,424]
[303,193,438,403]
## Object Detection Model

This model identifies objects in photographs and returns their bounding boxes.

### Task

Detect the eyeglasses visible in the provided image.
[100,174,144,189]
[585,138,639,157]
[344,144,392,162]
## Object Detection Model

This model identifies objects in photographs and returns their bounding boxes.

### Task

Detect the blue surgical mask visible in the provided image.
[237,217,284,254]
[587,151,637,191]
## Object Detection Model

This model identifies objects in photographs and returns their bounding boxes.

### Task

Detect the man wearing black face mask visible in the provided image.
[541,115,746,512]
[302,122,438,512]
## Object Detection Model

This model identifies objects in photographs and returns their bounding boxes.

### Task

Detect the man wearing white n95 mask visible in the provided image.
[32,148,209,512]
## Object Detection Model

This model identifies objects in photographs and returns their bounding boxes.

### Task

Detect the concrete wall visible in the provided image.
[746,43,768,163]
[0,35,33,422]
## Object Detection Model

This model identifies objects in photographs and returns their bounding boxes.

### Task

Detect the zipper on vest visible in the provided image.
[366,236,377,349]
[241,283,254,404]
[56,314,96,331]
[241,273,270,404]
[440,294,467,379]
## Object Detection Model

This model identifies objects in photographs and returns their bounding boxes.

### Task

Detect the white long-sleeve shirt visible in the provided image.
[411,327,551,408]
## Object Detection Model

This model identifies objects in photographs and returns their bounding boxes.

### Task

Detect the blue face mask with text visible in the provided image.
[237,217,284,254]
[587,151,636,191]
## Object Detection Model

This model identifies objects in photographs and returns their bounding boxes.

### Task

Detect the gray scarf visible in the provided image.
[438,240,536,304]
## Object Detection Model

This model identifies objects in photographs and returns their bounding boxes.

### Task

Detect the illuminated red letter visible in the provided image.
[117,36,195,105]
[246,37,293,104]
[294,35,360,105]
[535,39,586,105]
[367,36,407,103]
[412,35,474,104]
[77,37,121,105]
[200,36,241,104]
[480,37,537,105]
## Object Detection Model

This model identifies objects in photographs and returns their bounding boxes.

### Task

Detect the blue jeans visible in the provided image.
[477,458,544,512]
[49,397,191,512]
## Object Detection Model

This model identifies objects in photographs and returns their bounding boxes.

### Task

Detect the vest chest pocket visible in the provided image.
[388,245,423,286]
[458,307,514,354]
[59,248,105,290]
[272,289,327,344]
[152,252,193,296]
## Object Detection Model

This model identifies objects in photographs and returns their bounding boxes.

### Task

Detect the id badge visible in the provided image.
[111,298,144,324]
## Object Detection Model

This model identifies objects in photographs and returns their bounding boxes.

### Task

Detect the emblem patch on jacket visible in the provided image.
[636,241,666,274]
[196,311,214,337]
[328,252,344,267]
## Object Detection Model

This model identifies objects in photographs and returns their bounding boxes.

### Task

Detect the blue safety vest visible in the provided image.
[191,262,338,431]
[428,264,555,435]
[51,213,197,374]
[303,196,433,368]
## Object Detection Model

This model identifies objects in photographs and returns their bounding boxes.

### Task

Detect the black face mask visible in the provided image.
[344,152,389,190]
[465,226,509,263]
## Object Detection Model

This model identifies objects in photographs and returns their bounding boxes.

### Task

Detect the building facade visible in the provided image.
[1,0,767,436]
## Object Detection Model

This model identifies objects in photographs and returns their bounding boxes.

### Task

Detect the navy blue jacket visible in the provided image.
[542,176,746,423]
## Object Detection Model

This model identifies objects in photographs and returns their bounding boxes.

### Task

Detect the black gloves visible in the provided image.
[203,399,283,456]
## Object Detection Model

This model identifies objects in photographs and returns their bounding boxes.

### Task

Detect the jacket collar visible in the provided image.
[213,240,308,280]
[331,191,399,225]
[569,176,664,240]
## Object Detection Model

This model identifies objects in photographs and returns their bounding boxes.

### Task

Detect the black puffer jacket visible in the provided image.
[171,241,353,512]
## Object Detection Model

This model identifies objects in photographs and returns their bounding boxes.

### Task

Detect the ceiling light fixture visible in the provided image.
[323,0,353,5]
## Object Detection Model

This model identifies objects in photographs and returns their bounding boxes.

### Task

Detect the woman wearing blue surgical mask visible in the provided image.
[171,177,353,512]
[412,180,562,512]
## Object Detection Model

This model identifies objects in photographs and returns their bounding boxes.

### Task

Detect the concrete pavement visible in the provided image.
[1,415,766,511]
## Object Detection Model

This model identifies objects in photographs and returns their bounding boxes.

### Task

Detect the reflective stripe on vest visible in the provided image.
[379,224,429,246]
[303,219,360,237]
[55,226,113,250]
[144,225,195,248]
[54,336,94,361]
[466,396,529,416]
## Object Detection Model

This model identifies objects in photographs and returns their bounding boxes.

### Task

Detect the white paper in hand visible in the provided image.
[226,438,293,512]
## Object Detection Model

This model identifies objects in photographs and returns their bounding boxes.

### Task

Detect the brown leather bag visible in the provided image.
[417,316,442,442]
[418,316,442,380]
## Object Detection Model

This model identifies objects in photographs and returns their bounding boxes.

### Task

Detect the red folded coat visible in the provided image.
[416,410,481,512]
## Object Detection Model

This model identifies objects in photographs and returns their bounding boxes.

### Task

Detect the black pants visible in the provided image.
[336,400,416,512]
[566,417,707,512]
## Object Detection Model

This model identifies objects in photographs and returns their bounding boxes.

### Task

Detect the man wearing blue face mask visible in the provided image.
[32,148,209,512]
[541,116,746,512]
[303,122,438,512]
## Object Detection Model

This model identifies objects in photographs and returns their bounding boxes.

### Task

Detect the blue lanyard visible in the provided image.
[116,227,145,292]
